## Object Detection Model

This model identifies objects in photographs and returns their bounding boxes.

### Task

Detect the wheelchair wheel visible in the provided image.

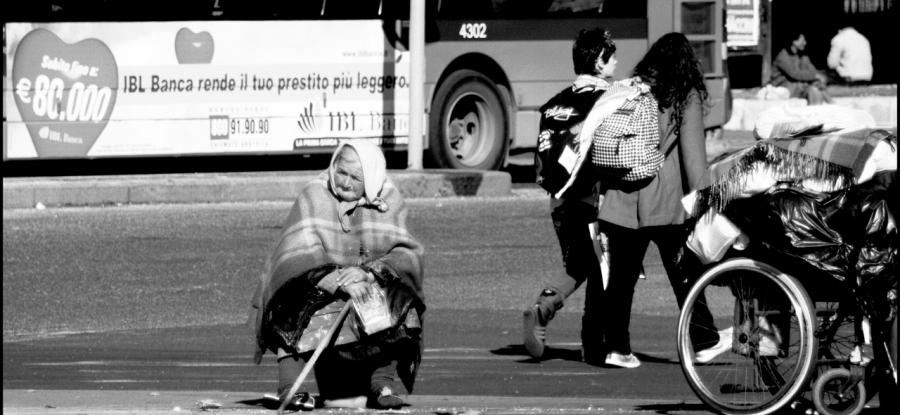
[677,258,818,415]
[812,368,866,415]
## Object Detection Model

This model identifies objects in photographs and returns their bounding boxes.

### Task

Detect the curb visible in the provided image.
[2,170,512,209]
[2,390,704,414]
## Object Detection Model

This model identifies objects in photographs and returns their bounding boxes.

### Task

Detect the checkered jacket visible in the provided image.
[590,89,664,181]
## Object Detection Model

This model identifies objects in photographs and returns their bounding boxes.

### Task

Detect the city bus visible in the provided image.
[3,0,731,171]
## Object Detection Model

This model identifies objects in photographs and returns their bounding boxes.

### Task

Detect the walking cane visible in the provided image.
[277,301,353,414]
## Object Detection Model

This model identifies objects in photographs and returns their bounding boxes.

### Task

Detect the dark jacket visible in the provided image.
[771,48,821,85]
[535,81,607,203]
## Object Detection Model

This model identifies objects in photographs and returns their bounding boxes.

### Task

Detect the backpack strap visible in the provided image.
[660,133,679,158]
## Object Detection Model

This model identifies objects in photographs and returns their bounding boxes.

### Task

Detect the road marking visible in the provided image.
[90,379,159,383]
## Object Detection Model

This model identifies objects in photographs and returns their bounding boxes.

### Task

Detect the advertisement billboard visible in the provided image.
[3,21,410,160]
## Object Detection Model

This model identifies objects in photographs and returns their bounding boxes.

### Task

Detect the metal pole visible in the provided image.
[407,0,425,169]
[276,302,352,414]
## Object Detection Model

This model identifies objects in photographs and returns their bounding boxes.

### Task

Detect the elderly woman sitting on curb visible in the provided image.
[250,139,425,410]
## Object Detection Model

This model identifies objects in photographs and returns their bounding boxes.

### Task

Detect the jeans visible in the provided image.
[547,200,606,355]
[590,221,718,355]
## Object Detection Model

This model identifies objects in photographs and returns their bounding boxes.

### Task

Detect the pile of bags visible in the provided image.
[684,128,897,319]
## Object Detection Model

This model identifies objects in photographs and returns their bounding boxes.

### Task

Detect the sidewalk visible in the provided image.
[2,390,707,414]
[2,170,512,209]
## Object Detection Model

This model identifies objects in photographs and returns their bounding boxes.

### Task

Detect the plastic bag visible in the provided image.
[351,284,394,335]
[724,171,896,302]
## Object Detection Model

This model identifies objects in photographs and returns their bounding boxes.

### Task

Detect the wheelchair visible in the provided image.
[675,186,897,415]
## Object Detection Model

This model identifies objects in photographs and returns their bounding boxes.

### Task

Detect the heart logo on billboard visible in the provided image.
[12,28,119,158]
[174,28,214,64]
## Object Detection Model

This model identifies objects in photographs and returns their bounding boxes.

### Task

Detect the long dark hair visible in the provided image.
[632,32,708,133]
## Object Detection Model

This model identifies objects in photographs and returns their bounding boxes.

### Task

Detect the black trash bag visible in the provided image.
[724,171,897,300]
[830,171,897,283]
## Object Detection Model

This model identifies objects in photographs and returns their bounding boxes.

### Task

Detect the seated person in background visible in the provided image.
[250,139,425,410]
[770,30,832,105]
[827,26,873,85]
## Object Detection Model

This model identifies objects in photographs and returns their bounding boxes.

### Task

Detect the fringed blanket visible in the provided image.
[250,172,425,391]
[694,128,896,216]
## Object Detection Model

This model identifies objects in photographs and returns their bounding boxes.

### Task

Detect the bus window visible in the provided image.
[437,0,495,18]
[457,0,648,18]
[676,0,723,75]
[692,41,716,73]
[320,0,382,19]
[680,1,715,34]
[585,0,647,18]
[490,0,555,17]
[548,0,603,15]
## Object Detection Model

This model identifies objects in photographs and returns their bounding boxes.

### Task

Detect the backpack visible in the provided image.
[590,83,670,182]
[534,86,605,194]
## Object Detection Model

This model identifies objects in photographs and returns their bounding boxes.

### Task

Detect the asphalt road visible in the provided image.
[2,196,686,339]
[2,198,703,401]
[3,194,886,414]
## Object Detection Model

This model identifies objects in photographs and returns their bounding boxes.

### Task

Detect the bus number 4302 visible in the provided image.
[459,23,487,39]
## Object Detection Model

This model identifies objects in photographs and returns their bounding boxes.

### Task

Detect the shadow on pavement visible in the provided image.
[633,352,679,365]
[236,397,280,410]
[634,402,710,413]
[490,344,584,363]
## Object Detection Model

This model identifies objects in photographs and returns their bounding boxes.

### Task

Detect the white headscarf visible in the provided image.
[328,139,389,212]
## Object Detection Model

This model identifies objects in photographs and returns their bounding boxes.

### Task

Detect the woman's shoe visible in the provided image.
[695,326,734,363]
[604,352,641,369]
[523,305,547,358]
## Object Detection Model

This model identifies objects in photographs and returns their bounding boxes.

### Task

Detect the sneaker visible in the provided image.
[523,305,547,358]
[757,333,780,357]
[696,326,734,363]
[604,352,641,369]
[370,387,404,410]
[267,391,315,411]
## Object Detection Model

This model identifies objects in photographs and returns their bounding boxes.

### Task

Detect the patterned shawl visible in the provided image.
[250,141,425,390]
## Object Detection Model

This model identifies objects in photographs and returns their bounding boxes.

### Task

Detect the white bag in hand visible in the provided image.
[352,284,393,335]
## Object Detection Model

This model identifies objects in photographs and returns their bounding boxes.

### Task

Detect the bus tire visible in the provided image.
[428,70,508,170]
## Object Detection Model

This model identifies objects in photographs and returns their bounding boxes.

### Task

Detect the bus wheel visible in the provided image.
[428,70,507,170]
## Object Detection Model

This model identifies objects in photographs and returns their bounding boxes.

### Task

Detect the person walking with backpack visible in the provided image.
[588,32,727,368]
[523,27,618,360]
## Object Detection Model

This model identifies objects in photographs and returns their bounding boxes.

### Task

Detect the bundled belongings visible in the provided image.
[683,128,897,319]
[721,171,896,321]
[692,128,896,217]
[536,77,665,199]
[753,103,877,140]
[590,78,667,182]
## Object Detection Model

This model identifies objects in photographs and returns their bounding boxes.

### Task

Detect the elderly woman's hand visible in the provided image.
[335,266,375,287]
[316,266,374,295]
[341,281,373,303]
